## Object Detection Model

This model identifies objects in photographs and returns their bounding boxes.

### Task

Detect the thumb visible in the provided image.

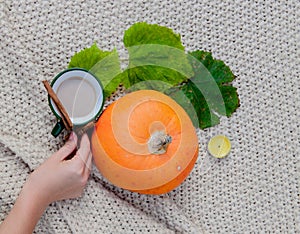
[56,132,78,160]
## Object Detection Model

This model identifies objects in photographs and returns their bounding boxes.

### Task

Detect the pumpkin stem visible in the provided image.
[148,131,172,154]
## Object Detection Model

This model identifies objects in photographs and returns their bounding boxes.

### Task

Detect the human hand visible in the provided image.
[0,132,92,234]
[25,132,92,206]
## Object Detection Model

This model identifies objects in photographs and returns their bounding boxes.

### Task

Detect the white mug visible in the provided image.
[48,68,104,137]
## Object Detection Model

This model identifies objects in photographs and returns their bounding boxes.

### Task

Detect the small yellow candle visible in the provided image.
[208,135,231,158]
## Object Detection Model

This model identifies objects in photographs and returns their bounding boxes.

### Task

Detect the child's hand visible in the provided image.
[26,132,92,206]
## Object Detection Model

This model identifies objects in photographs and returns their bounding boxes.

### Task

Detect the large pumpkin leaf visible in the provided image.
[68,43,122,98]
[122,22,193,89]
[165,50,240,129]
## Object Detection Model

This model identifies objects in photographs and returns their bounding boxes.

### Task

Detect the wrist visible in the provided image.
[23,174,51,209]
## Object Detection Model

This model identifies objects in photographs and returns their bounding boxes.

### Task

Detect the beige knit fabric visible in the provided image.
[0,0,299,233]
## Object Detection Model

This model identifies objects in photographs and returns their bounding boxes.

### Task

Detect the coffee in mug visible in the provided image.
[49,68,104,137]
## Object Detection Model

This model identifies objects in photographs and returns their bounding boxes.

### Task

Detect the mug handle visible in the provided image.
[51,120,65,137]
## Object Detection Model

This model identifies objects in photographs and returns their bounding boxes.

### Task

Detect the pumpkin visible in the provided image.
[91,90,199,194]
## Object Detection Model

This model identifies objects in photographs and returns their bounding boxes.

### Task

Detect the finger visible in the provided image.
[84,152,93,173]
[56,132,78,160]
[76,134,91,165]
[81,152,92,185]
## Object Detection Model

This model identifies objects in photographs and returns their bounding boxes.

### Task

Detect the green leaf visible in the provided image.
[166,50,240,129]
[122,22,193,89]
[68,43,122,98]
[219,85,239,117]
[189,51,235,84]
[165,81,220,129]
[69,43,111,70]
[123,22,184,50]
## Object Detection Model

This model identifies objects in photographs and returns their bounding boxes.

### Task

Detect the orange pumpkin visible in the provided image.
[91,90,199,194]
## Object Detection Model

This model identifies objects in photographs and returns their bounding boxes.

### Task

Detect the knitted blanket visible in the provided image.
[0,0,299,233]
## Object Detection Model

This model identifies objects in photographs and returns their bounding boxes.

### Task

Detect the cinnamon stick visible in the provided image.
[42,80,73,131]
[77,121,95,137]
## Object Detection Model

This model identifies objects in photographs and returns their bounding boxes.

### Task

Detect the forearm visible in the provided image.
[0,178,49,234]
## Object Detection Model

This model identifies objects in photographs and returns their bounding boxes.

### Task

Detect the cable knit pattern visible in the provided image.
[0,0,299,233]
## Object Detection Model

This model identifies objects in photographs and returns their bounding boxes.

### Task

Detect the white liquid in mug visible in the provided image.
[56,77,96,118]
